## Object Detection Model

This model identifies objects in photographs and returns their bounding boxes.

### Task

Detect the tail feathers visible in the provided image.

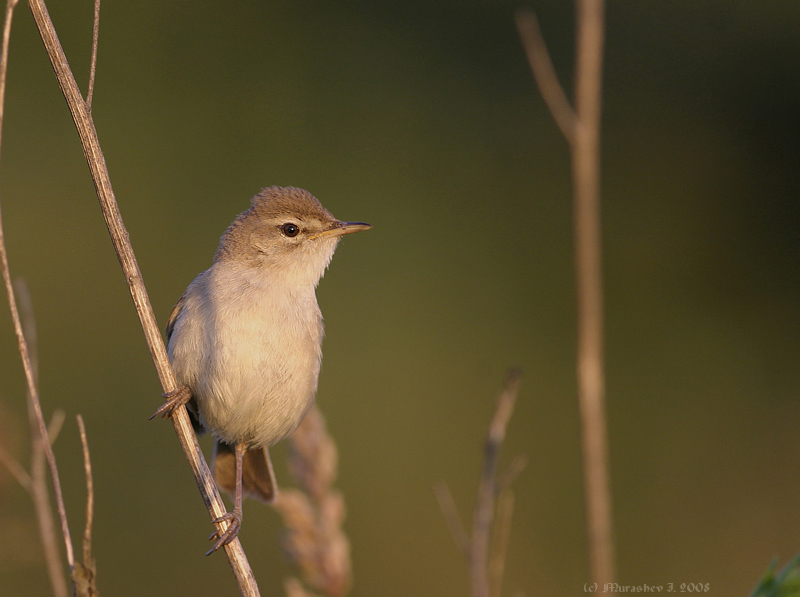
[213,441,277,504]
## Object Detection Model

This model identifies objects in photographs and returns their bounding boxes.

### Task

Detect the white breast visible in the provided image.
[168,262,324,447]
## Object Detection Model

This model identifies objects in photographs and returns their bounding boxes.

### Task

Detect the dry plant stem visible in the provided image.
[14,278,38,379]
[17,278,69,597]
[0,411,69,597]
[433,481,469,558]
[573,1,615,589]
[515,8,576,143]
[86,0,99,110]
[76,415,94,571]
[488,491,514,597]
[31,415,69,597]
[74,415,98,597]
[517,1,614,589]
[0,0,77,579]
[0,443,30,486]
[470,369,521,597]
[495,453,527,493]
[25,1,259,594]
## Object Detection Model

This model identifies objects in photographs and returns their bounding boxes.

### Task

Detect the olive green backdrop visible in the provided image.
[1,1,798,595]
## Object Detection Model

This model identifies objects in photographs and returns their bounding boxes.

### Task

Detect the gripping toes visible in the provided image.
[149,385,192,420]
[206,510,242,555]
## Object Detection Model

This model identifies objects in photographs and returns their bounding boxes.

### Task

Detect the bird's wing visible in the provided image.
[163,290,204,432]
[165,291,186,343]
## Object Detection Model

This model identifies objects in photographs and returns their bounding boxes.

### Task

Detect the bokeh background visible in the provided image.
[1,1,799,594]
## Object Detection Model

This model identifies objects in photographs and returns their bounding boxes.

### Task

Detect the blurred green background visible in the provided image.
[1,0,799,595]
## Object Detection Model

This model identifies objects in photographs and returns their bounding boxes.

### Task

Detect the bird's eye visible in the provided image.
[281,223,300,237]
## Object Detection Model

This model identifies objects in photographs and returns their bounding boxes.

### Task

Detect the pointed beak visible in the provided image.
[310,220,372,240]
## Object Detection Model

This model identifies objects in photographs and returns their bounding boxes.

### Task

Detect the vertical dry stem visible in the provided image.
[73,415,98,597]
[469,369,521,597]
[436,370,524,597]
[572,1,615,588]
[516,0,615,589]
[488,490,514,597]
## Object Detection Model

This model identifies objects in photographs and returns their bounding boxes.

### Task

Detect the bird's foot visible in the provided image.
[206,509,242,555]
[149,385,192,420]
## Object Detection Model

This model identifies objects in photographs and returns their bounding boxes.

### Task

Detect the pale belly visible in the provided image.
[168,268,324,448]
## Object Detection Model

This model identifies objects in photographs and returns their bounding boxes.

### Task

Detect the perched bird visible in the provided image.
[153,186,370,553]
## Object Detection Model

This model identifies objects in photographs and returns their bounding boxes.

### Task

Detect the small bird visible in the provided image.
[153,186,370,553]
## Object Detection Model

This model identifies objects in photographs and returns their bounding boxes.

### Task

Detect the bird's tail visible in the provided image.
[212,441,277,503]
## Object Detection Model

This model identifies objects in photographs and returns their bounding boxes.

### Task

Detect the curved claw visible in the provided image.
[206,510,242,555]
[149,386,192,420]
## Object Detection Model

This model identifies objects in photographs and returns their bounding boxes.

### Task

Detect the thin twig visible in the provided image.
[433,481,470,558]
[73,415,98,597]
[85,0,99,109]
[31,410,68,597]
[33,412,70,597]
[0,445,31,488]
[0,0,18,162]
[436,371,524,597]
[76,415,94,572]
[488,490,514,597]
[16,276,69,597]
[0,411,69,597]
[14,278,38,381]
[1,0,76,576]
[470,369,521,597]
[572,1,614,589]
[515,8,576,144]
[0,409,66,491]
[24,1,260,594]
[46,408,66,442]
[495,453,527,495]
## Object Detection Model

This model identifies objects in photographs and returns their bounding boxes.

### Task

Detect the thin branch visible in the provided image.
[14,278,38,381]
[17,276,69,597]
[572,0,615,589]
[495,453,527,495]
[0,409,66,493]
[0,0,18,163]
[517,1,615,589]
[0,411,69,597]
[76,415,94,571]
[488,490,514,597]
[73,414,98,597]
[85,0,99,109]
[25,1,259,593]
[433,481,470,558]
[436,371,524,597]
[470,369,521,597]
[0,445,31,488]
[515,7,576,144]
[32,411,69,597]
[46,408,66,442]
[0,0,76,575]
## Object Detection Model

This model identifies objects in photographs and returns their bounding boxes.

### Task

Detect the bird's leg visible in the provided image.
[149,385,193,420]
[207,441,245,555]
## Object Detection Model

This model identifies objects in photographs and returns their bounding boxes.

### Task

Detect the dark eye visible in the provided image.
[281,223,300,237]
